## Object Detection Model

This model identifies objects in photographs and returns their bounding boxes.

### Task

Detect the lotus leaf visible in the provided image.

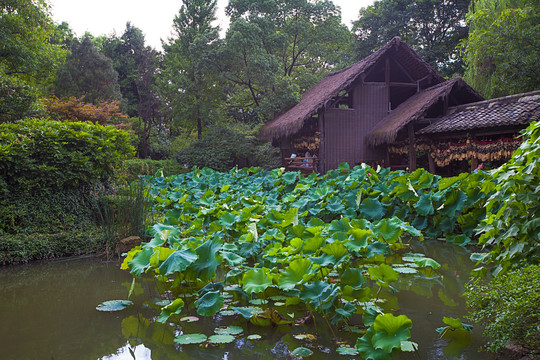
[242,268,273,294]
[195,291,224,316]
[291,347,313,357]
[174,333,207,345]
[96,300,133,312]
[278,258,314,290]
[158,249,198,275]
[371,313,412,353]
[157,298,184,323]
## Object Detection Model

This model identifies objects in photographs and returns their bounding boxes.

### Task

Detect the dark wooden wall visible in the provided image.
[321,82,388,170]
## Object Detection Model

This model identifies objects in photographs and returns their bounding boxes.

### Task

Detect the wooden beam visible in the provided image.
[385,57,391,112]
[470,157,478,173]
[408,122,417,171]
[389,56,415,82]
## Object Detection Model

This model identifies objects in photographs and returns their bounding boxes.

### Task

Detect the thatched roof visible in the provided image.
[417,90,540,135]
[259,37,444,142]
[368,78,482,146]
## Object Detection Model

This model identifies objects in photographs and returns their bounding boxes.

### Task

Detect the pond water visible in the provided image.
[0,241,494,360]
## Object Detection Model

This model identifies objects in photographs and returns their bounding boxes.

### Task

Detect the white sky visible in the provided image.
[48,0,374,50]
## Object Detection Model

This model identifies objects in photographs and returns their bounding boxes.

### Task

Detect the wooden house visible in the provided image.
[260,37,540,174]
[260,37,482,173]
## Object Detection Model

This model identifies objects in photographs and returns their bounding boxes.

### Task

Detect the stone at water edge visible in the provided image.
[116,236,142,254]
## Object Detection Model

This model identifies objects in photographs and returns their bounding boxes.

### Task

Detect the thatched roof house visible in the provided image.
[260,37,536,174]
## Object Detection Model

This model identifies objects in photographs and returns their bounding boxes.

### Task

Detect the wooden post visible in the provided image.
[428,152,435,174]
[318,113,325,173]
[408,122,416,172]
[471,157,478,173]
[385,56,391,112]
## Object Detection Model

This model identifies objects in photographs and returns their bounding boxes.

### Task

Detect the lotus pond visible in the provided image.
[0,241,491,360]
[2,165,499,359]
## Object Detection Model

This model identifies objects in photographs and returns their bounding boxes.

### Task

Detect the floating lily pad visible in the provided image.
[96,300,133,312]
[291,347,313,357]
[249,299,268,305]
[179,316,199,322]
[219,310,236,316]
[393,267,418,274]
[293,333,317,341]
[270,295,287,301]
[247,334,262,340]
[174,333,207,344]
[208,334,235,344]
[400,340,418,352]
[336,345,359,355]
[274,302,286,307]
[215,325,243,335]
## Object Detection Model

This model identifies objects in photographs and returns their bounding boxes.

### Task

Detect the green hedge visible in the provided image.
[0,226,104,264]
[0,118,134,192]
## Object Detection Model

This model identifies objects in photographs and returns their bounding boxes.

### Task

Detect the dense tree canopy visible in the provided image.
[54,34,122,104]
[462,0,540,98]
[0,0,67,121]
[353,0,470,78]
[220,0,354,123]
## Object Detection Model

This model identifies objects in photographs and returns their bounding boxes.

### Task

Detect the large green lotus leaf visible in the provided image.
[373,218,402,243]
[321,241,348,259]
[195,290,224,316]
[326,200,345,213]
[242,268,273,294]
[331,301,357,324]
[174,333,207,345]
[346,229,372,252]
[359,197,385,221]
[278,258,314,290]
[440,189,467,217]
[355,329,392,360]
[282,171,298,184]
[281,207,299,227]
[328,217,351,234]
[415,193,435,216]
[157,298,184,323]
[96,300,133,312]
[302,234,325,252]
[158,249,198,275]
[414,257,441,269]
[128,247,154,276]
[368,264,398,287]
[149,247,176,268]
[191,239,222,282]
[341,268,366,290]
[219,212,237,229]
[311,253,336,267]
[149,223,181,246]
[371,314,412,353]
[221,251,245,266]
[300,281,340,313]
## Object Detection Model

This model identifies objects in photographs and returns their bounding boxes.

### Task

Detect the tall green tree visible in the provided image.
[101,23,161,157]
[0,0,67,121]
[353,0,470,77]
[461,0,540,98]
[158,0,222,140]
[53,34,122,104]
[220,0,354,123]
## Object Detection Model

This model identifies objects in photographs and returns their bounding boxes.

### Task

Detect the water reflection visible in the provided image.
[101,343,152,360]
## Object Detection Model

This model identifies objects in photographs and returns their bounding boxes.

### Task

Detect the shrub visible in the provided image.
[0,118,135,192]
[465,264,540,354]
[176,126,254,172]
[118,158,189,183]
[175,126,281,172]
